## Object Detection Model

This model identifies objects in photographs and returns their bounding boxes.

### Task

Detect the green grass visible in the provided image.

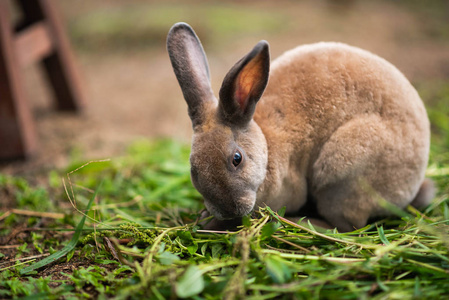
[1,82,449,298]
[68,3,288,52]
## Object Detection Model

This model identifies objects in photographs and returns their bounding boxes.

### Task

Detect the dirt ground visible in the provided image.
[1,0,449,176]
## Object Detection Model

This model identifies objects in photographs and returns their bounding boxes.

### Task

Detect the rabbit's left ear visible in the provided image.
[167,22,214,127]
[218,41,270,127]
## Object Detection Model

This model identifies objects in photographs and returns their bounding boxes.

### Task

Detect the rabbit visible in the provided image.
[166,22,434,232]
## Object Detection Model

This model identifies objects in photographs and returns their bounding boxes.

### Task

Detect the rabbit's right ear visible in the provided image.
[167,23,214,126]
[218,41,270,128]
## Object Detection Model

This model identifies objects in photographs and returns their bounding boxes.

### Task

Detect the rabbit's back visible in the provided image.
[256,42,429,159]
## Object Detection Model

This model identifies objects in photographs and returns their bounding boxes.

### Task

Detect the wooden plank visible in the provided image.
[14,21,53,67]
[27,0,87,111]
[0,2,37,159]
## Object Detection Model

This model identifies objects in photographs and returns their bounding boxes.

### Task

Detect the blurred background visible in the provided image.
[2,0,449,175]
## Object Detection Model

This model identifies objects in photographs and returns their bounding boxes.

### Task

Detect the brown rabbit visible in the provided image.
[167,22,434,232]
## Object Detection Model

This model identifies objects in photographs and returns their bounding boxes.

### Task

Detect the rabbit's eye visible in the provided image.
[232,150,243,167]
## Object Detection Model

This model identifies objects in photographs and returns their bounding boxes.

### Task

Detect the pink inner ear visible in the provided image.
[233,53,263,111]
[234,80,251,110]
[234,68,258,110]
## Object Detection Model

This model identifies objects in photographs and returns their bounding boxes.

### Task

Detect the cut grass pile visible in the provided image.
[1,81,449,299]
[1,135,448,299]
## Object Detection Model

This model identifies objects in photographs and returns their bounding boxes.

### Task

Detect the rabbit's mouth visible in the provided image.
[203,194,255,220]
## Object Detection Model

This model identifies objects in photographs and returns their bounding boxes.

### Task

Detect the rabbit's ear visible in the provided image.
[167,23,214,126]
[218,41,270,127]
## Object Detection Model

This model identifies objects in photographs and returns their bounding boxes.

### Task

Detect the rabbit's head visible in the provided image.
[167,23,270,219]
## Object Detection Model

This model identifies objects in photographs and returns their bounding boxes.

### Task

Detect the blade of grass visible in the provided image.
[113,208,153,227]
[19,181,103,275]
[9,209,65,219]
[261,249,366,264]
[405,258,449,274]
[377,226,390,245]
[273,212,378,249]
[0,259,36,272]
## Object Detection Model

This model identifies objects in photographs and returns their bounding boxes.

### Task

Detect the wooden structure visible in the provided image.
[0,0,86,160]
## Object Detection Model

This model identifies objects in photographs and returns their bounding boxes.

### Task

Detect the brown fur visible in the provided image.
[167,24,433,232]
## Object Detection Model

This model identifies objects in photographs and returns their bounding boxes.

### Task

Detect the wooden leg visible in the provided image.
[17,0,87,111]
[0,2,37,159]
